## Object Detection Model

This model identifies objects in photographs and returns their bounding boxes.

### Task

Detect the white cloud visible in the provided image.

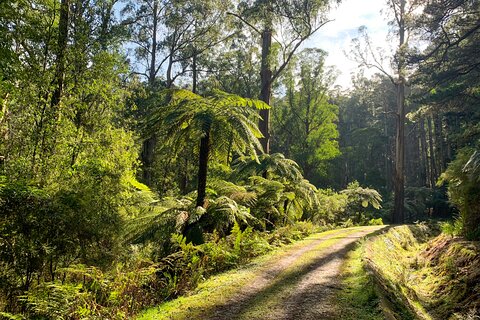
[303,0,392,89]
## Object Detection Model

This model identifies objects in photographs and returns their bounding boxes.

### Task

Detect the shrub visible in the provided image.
[439,147,480,240]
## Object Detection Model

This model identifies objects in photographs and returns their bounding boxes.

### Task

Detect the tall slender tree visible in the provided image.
[352,0,421,223]
[272,49,340,183]
[230,0,334,153]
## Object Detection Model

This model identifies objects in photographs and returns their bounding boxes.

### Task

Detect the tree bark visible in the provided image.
[141,1,159,186]
[392,0,406,224]
[196,128,210,207]
[148,1,158,85]
[419,118,429,186]
[427,115,437,187]
[384,99,392,192]
[51,0,69,109]
[192,49,198,94]
[434,114,445,172]
[259,27,272,154]
[393,82,405,224]
[141,137,156,186]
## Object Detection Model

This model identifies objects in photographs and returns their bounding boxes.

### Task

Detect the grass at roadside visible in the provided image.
[335,240,384,320]
[364,223,480,320]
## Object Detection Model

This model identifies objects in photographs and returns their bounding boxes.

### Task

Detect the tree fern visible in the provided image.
[233,153,303,182]
[144,88,270,208]
[208,179,257,207]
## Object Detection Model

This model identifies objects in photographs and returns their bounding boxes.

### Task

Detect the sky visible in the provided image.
[304,0,391,89]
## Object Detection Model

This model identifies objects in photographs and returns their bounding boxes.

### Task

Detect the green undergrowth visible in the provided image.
[137,227,369,320]
[365,223,480,320]
[1,221,326,320]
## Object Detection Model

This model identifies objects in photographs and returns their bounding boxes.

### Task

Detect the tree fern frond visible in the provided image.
[463,150,480,182]
[208,179,258,207]
[233,153,303,182]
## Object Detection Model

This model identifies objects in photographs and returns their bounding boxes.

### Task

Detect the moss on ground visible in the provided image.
[335,240,384,320]
[365,224,480,320]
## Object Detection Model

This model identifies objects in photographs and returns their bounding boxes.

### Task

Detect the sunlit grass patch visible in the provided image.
[335,241,384,320]
[363,223,480,320]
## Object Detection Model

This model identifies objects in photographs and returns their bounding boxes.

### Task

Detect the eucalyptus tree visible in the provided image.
[200,34,261,99]
[146,89,269,207]
[413,0,480,233]
[332,74,396,192]
[352,0,422,223]
[412,0,480,158]
[123,0,231,186]
[229,0,335,153]
[124,0,229,88]
[272,48,340,183]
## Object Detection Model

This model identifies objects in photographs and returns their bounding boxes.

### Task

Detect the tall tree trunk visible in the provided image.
[141,137,156,186]
[393,82,405,224]
[427,115,437,187]
[393,0,406,224]
[192,49,198,94]
[179,48,198,192]
[419,118,428,186]
[259,27,272,154]
[384,100,392,192]
[407,123,419,186]
[98,0,114,50]
[166,53,174,88]
[51,0,69,109]
[141,1,159,186]
[444,115,453,163]
[196,128,210,207]
[392,0,406,223]
[434,114,445,172]
[148,1,158,85]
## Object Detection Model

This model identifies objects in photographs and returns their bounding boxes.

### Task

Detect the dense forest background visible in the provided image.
[0,0,479,318]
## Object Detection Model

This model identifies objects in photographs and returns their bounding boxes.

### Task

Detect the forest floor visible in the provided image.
[137,225,387,320]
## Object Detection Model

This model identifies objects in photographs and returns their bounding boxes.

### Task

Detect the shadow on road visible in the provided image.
[205,226,388,320]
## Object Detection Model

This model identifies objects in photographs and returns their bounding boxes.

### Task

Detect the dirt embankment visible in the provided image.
[365,224,480,320]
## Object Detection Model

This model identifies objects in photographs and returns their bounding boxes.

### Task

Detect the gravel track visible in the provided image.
[205,226,386,320]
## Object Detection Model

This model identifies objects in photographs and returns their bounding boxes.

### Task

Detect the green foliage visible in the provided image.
[0,176,139,314]
[340,182,383,224]
[341,181,382,210]
[439,220,463,237]
[145,88,268,160]
[21,261,160,319]
[326,74,395,191]
[143,88,269,208]
[27,221,314,320]
[366,224,479,319]
[316,189,349,222]
[6,0,479,318]
[368,218,384,226]
[233,153,303,182]
[439,146,480,240]
[272,49,340,183]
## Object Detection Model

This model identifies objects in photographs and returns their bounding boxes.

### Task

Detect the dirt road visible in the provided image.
[137,225,386,320]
